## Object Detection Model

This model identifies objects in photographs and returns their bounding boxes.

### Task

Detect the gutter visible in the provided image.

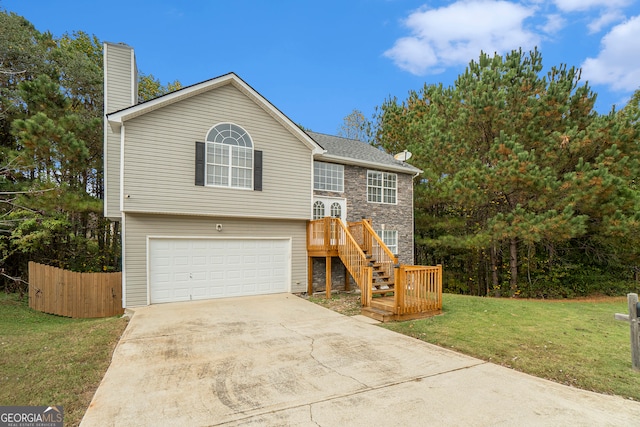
[317,153,423,175]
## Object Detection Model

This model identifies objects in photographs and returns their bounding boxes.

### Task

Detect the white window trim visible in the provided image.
[367,170,397,204]
[205,122,253,190]
[312,196,347,222]
[313,200,325,220]
[314,161,344,193]
[376,229,398,255]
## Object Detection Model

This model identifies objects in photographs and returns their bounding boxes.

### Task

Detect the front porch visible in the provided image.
[307,217,442,322]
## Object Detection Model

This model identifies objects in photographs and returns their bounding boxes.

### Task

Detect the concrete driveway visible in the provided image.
[81,294,640,426]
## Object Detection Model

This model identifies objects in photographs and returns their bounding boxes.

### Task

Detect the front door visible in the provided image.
[313,197,347,222]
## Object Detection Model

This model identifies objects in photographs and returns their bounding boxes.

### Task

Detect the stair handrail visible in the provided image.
[347,221,366,250]
[333,218,373,307]
[360,219,398,284]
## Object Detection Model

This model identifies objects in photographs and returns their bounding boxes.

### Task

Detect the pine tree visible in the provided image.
[374,49,640,296]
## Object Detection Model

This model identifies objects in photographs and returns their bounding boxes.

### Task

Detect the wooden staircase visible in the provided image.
[307,217,443,322]
[370,259,394,295]
[362,247,398,321]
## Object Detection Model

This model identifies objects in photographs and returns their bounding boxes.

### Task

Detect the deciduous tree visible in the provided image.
[337,109,370,142]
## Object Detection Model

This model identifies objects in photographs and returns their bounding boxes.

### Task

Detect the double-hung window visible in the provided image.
[376,229,398,255]
[376,230,398,255]
[367,171,396,204]
[205,123,253,189]
[314,162,344,192]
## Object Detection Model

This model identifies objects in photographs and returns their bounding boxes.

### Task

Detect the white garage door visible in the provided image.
[149,238,290,304]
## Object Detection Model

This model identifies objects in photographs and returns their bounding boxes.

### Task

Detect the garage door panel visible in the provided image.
[210,270,225,280]
[174,272,190,281]
[152,256,171,267]
[154,289,170,300]
[191,286,208,299]
[174,240,190,249]
[227,255,242,265]
[227,240,243,250]
[192,240,208,249]
[226,285,241,296]
[155,273,170,283]
[149,238,290,304]
[192,271,207,281]
[192,256,207,265]
[174,256,189,266]
[172,288,190,301]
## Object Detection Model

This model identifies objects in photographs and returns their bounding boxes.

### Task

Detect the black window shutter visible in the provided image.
[254,150,263,191]
[195,141,205,186]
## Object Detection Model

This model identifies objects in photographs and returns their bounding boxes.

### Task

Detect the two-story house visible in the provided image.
[104,42,440,321]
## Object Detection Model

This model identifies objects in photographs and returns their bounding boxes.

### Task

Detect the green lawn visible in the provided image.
[2,291,639,426]
[382,293,640,400]
[0,293,127,427]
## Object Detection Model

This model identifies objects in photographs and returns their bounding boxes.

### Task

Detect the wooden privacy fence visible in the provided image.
[29,262,123,318]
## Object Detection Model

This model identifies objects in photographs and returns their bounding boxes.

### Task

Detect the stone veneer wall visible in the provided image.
[310,257,354,294]
[348,165,415,264]
[314,163,415,265]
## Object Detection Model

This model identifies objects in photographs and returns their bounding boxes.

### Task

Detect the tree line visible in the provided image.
[3,10,639,298]
[371,48,640,297]
[0,11,179,291]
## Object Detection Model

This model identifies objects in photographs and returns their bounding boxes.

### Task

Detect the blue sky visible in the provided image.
[3,0,640,135]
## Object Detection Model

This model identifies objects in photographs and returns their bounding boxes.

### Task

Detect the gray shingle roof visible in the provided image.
[307,131,421,175]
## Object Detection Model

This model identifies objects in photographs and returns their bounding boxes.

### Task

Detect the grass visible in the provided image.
[3,290,638,424]
[0,293,127,427]
[381,293,640,400]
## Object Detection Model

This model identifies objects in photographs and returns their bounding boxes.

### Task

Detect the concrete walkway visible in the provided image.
[81,294,640,426]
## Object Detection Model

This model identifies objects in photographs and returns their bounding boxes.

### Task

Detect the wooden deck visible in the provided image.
[307,218,443,322]
[363,297,442,322]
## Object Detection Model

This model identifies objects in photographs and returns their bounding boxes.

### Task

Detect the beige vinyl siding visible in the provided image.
[120,84,312,218]
[104,43,136,219]
[104,128,122,219]
[123,213,307,307]
[104,43,135,111]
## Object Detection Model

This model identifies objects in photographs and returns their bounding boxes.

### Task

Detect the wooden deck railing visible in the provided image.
[308,218,443,318]
[394,265,442,315]
[347,221,363,246]
[308,218,373,306]
[307,217,340,254]
[360,219,398,285]
[336,219,373,307]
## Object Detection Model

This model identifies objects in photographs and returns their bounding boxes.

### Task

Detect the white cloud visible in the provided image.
[384,37,441,75]
[581,15,640,92]
[384,0,539,75]
[540,14,566,34]
[587,10,625,33]
[553,0,631,12]
[553,0,630,32]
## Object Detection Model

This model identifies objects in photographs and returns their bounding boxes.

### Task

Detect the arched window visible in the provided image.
[330,202,342,218]
[205,123,253,189]
[313,201,325,220]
